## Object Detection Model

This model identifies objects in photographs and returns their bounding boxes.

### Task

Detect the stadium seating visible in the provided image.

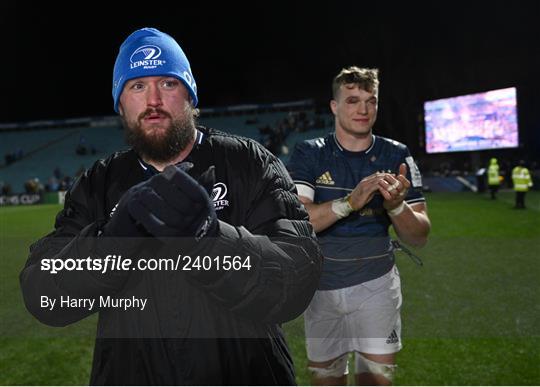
[1,111,324,193]
[279,127,332,164]
[0,126,126,193]
[4,110,502,196]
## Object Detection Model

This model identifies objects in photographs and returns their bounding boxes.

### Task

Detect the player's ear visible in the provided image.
[330,99,338,115]
[118,103,124,116]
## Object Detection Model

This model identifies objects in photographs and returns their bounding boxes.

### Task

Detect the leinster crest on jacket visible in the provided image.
[212,182,229,210]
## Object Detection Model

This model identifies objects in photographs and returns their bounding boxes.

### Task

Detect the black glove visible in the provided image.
[101,181,149,238]
[99,182,151,262]
[128,163,218,241]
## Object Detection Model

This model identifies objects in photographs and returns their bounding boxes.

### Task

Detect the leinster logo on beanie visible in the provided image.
[112,27,198,113]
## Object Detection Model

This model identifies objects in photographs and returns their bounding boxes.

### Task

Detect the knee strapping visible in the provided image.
[308,354,349,378]
[355,353,397,381]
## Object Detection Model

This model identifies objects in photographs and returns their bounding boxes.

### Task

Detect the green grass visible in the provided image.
[1,192,539,385]
[0,204,96,384]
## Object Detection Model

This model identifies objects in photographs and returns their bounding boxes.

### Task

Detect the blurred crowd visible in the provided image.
[0,165,83,196]
[258,111,329,156]
[4,148,24,165]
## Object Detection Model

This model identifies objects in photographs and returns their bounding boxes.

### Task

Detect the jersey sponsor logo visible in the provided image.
[405,156,422,188]
[316,171,335,185]
[129,45,166,70]
[358,207,385,217]
[386,329,399,344]
[212,182,229,210]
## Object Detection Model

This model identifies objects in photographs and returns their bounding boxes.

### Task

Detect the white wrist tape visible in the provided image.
[331,195,354,219]
[387,201,405,217]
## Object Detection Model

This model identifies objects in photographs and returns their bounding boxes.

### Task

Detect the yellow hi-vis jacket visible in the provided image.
[488,159,500,186]
[512,166,533,192]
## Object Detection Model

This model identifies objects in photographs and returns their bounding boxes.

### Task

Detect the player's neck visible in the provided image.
[335,127,373,152]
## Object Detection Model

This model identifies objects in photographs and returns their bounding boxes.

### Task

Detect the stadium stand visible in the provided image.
[0,126,126,194]
[3,100,534,198]
[0,101,331,195]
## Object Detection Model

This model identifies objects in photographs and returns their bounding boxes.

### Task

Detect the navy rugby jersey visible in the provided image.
[287,133,425,290]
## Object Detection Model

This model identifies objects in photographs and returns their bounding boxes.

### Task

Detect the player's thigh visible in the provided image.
[308,353,349,386]
[359,352,395,365]
[304,288,352,362]
[308,353,348,368]
[355,352,397,386]
[351,267,402,338]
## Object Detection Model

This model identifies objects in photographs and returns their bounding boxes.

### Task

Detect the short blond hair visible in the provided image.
[332,66,379,99]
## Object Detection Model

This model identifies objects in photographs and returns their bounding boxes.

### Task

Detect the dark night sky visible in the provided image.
[3,1,540,156]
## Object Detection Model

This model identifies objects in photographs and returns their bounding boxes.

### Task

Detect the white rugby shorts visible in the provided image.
[305,265,403,362]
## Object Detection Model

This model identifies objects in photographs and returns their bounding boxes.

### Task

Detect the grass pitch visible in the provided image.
[1,191,539,385]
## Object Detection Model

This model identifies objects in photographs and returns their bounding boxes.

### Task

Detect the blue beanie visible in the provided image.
[112,27,198,112]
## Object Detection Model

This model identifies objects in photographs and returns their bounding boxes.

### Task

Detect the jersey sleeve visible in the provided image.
[400,146,426,205]
[286,141,317,201]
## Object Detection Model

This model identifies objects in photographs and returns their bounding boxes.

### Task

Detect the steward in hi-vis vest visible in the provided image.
[487,158,500,199]
[512,161,533,209]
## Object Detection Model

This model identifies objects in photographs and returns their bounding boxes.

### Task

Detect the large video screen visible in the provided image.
[424,87,518,153]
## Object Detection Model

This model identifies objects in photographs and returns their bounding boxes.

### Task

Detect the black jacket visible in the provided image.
[20,127,322,385]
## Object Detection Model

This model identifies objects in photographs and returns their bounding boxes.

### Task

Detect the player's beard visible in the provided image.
[122,105,196,163]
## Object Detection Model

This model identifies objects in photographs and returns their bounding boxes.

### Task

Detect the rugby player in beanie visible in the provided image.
[20,27,322,385]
